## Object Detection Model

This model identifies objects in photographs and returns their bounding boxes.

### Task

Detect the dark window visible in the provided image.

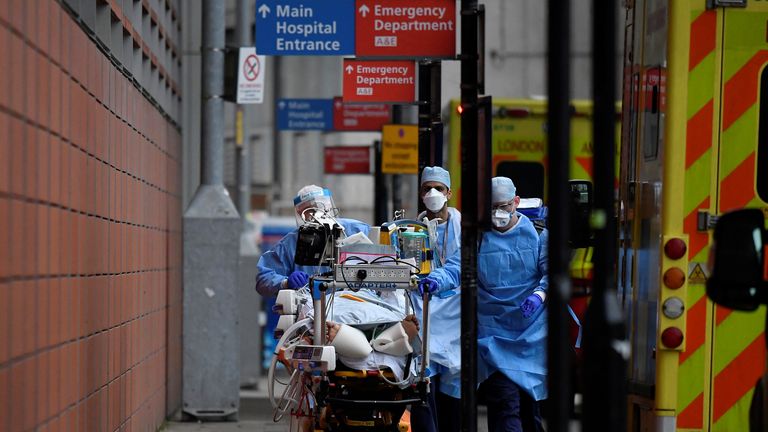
[757,65,768,202]
[495,161,545,199]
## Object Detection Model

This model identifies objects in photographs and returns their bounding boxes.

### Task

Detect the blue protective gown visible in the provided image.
[255,218,370,297]
[477,213,548,401]
[412,208,462,398]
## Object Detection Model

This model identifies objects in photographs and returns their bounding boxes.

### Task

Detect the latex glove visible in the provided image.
[418,278,439,296]
[521,293,544,318]
[287,271,309,289]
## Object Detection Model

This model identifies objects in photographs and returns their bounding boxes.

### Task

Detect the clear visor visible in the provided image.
[294,189,337,225]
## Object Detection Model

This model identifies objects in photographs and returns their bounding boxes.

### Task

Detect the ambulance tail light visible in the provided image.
[456,104,464,115]
[664,238,687,260]
[661,327,684,349]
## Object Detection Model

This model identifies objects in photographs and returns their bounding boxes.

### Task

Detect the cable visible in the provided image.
[269,318,312,409]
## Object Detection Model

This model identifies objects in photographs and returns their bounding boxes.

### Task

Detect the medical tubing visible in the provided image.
[273,369,302,422]
[269,318,312,409]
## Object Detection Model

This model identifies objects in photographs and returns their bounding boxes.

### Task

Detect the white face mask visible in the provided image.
[423,188,448,212]
[492,209,512,228]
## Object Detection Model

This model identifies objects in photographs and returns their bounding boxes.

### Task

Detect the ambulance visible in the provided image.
[446,98,601,205]
[618,1,767,430]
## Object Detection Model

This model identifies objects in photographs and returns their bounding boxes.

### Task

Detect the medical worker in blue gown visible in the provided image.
[255,185,370,297]
[477,177,548,432]
[412,167,462,432]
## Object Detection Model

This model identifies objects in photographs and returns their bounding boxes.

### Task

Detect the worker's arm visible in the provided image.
[255,231,298,297]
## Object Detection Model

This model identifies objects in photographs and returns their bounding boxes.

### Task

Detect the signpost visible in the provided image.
[236,48,266,103]
[332,97,391,131]
[324,146,371,174]
[355,0,456,58]
[255,0,356,55]
[343,59,416,103]
[276,99,334,131]
[381,124,418,174]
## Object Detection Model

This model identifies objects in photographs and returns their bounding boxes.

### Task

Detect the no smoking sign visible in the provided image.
[243,54,260,81]
[237,48,266,103]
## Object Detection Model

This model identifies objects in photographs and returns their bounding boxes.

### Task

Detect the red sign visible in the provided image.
[333,97,391,131]
[324,146,372,174]
[355,0,456,58]
[343,60,416,103]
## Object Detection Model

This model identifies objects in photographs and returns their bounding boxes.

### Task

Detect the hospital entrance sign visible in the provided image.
[355,0,456,58]
[255,0,355,55]
[381,124,418,174]
[276,99,334,131]
[343,60,415,103]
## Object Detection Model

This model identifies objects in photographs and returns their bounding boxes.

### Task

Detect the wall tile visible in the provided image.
[37,55,51,127]
[0,199,8,281]
[0,365,8,432]
[24,124,39,199]
[22,202,37,276]
[24,48,38,123]
[48,279,61,345]
[9,25,24,115]
[0,113,7,193]
[9,116,24,196]
[36,279,50,350]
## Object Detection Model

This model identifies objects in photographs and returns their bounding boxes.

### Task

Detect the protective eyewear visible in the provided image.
[492,201,515,211]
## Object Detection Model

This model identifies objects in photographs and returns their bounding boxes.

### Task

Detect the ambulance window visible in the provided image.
[495,161,545,199]
[758,65,768,202]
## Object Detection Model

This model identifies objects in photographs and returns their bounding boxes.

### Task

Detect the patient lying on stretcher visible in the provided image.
[295,288,423,386]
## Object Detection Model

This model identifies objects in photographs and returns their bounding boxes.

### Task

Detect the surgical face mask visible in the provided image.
[422,188,447,212]
[492,209,512,228]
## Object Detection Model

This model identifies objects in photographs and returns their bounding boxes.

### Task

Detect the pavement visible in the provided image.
[162,376,581,432]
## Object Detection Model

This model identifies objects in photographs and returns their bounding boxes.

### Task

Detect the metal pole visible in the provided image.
[546,0,572,429]
[392,106,404,213]
[460,1,479,431]
[418,61,432,193]
[201,0,225,186]
[430,62,442,165]
[582,0,626,430]
[273,56,283,204]
[374,140,389,224]
[235,0,251,217]
[182,0,240,419]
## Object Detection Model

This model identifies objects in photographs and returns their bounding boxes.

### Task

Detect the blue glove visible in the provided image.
[521,293,544,318]
[418,278,439,296]
[287,271,309,289]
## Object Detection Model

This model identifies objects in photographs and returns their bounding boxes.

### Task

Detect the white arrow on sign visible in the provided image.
[345,65,354,74]
[278,101,286,109]
[358,4,370,17]
[258,4,271,18]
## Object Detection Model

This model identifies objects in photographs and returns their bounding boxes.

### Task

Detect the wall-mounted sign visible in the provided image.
[276,99,334,130]
[342,60,416,103]
[355,0,456,58]
[381,124,418,174]
[332,97,391,131]
[255,0,356,55]
[324,146,371,174]
[236,48,266,104]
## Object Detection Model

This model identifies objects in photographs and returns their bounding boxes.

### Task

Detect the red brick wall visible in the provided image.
[0,1,183,431]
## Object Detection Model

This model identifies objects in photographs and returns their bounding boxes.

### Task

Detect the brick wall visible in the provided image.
[0,1,183,431]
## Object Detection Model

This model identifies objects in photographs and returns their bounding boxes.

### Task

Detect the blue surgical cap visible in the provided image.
[421,166,451,189]
[492,177,517,202]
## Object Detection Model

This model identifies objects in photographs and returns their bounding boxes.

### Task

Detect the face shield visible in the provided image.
[293,187,337,225]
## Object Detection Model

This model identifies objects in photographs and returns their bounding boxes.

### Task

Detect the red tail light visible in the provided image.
[661,327,684,349]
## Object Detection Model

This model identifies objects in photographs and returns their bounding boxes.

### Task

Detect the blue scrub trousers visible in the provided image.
[480,372,544,432]
[436,391,461,432]
[410,380,438,432]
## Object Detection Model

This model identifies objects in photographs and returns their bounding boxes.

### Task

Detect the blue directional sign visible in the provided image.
[255,0,355,55]
[276,99,335,131]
